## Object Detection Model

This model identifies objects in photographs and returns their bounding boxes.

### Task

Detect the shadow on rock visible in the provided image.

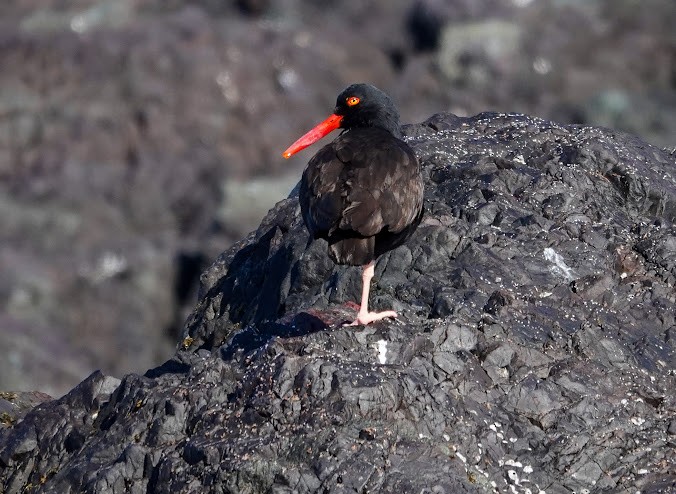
[220,311,330,361]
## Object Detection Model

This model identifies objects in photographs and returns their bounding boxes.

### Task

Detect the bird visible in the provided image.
[283,83,424,326]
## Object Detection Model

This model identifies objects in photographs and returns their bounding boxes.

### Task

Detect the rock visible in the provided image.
[668,420,676,435]
[1,111,674,493]
[1,0,674,397]
[437,20,522,84]
[0,391,52,431]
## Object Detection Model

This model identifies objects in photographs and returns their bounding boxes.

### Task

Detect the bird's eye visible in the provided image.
[346,96,360,106]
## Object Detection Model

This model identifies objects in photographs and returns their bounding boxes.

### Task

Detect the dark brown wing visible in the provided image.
[299,127,423,265]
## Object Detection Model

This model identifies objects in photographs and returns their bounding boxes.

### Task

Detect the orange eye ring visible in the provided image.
[346,96,360,106]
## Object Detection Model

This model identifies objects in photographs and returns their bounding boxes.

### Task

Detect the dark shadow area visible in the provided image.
[206,227,289,326]
[407,0,444,52]
[167,250,207,339]
[144,359,191,379]
[220,312,329,361]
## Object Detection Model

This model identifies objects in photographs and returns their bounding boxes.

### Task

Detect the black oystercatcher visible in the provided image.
[283,84,423,325]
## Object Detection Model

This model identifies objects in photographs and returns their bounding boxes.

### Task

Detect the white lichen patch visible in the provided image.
[505,459,523,468]
[543,247,576,282]
[376,339,388,364]
[631,417,646,426]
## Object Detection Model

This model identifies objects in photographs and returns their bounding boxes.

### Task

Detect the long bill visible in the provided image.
[282,113,343,158]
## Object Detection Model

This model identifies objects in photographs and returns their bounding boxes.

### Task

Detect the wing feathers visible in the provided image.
[299,127,423,264]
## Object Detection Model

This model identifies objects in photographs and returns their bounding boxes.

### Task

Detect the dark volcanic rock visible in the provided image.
[2,0,675,397]
[2,112,675,493]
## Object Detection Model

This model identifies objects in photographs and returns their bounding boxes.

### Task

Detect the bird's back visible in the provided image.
[299,127,423,266]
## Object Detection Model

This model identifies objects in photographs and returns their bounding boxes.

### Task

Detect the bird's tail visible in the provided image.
[328,236,374,266]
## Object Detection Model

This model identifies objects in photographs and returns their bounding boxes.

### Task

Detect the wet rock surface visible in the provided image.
[1,112,675,493]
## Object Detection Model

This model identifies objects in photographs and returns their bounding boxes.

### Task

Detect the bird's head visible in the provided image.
[283,83,401,159]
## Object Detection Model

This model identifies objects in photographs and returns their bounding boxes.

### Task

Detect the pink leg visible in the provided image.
[348,261,398,326]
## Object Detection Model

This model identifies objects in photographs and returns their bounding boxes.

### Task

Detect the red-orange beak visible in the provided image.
[282,113,343,159]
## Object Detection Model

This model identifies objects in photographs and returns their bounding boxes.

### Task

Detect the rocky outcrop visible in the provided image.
[1,112,674,493]
[2,0,675,396]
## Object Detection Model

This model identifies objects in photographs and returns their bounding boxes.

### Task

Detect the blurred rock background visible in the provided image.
[0,0,674,397]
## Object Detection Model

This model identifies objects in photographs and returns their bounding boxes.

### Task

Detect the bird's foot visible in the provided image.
[347,310,398,326]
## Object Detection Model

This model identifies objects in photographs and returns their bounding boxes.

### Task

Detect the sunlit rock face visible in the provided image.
[2,112,674,493]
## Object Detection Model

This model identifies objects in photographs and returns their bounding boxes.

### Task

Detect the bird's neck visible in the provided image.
[359,111,402,138]
[376,115,403,138]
